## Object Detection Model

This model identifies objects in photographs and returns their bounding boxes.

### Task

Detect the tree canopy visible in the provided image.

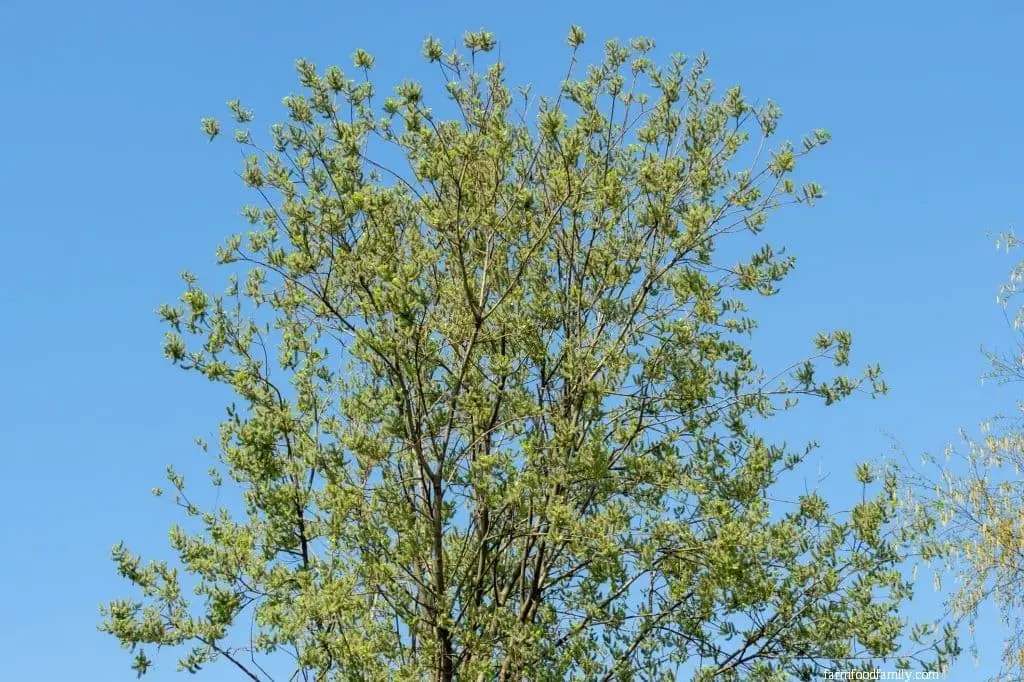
[102,27,956,681]
[896,231,1024,682]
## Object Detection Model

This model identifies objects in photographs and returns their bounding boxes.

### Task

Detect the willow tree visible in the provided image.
[896,231,1024,682]
[101,27,954,682]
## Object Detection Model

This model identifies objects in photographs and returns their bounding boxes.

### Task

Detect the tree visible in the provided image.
[895,231,1024,681]
[101,27,955,681]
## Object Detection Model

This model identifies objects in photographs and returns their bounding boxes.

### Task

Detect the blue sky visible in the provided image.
[1,0,1022,679]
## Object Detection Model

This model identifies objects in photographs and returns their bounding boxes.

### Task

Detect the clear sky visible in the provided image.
[1,1,1022,679]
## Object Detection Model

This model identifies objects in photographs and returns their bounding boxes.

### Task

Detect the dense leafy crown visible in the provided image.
[102,27,953,682]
